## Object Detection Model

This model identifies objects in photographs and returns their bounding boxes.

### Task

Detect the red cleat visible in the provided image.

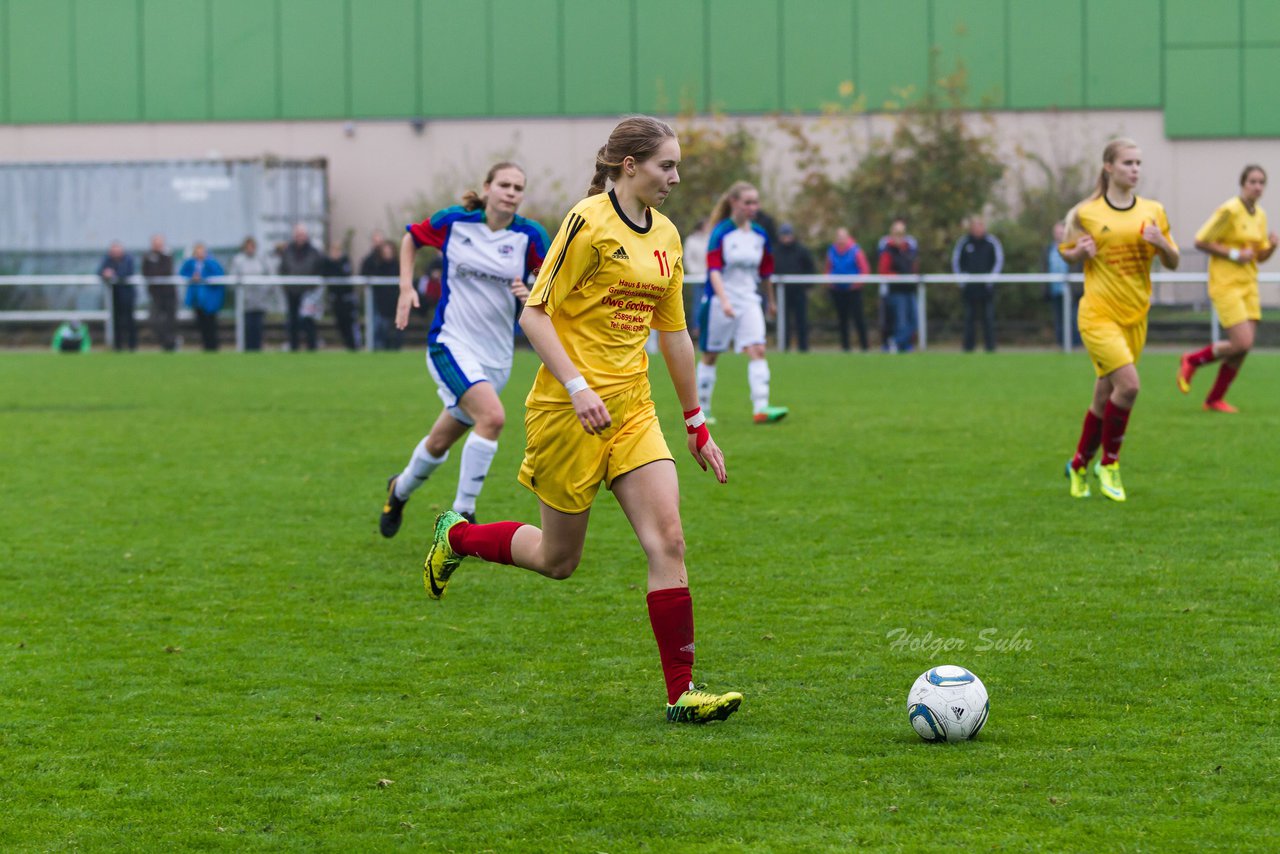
[1176,355,1196,394]
[1204,399,1239,414]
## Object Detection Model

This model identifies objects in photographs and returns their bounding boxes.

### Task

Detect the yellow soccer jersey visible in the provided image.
[1060,195,1177,326]
[525,190,685,408]
[1195,195,1269,293]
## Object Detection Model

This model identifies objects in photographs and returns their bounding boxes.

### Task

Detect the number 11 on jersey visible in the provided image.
[654,249,670,276]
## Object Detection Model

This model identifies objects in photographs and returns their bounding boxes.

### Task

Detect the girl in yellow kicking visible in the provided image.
[1060,138,1180,502]
[1178,164,1278,412]
[420,116,742,725]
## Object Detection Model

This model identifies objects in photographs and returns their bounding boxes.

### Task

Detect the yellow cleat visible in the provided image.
[1093,460,1126,502]
[424,510,467,599]
[1065,462,1090,498]
[666,687,743,723]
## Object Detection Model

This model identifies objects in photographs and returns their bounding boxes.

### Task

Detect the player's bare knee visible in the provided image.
[474,409,505,437]
[649,522,686,564]
[543,555,580,580]
[424,435,450,457]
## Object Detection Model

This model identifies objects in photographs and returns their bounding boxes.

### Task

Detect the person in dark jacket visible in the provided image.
[951,215,1004,352]
[278,223,325,351]
[877,219,920,352]
[98,241,137,351]
[142,234,177,351]
[324,241,358,350]
[773,223,816,352]
[362,239,402,350]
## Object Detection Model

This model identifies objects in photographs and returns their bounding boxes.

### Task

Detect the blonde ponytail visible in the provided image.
[1087,137,1138,202]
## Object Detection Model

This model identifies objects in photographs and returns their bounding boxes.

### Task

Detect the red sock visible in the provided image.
[1100,400,1131,466]
[448,521,522,565]
[647,587,695,705]
[1071,409,1104,470]
[1185,344,1216,368]
[1206,362,1240,404]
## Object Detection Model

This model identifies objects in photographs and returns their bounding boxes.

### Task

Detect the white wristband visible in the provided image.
[564,375,589,396]
[684,411,706,428]
[1229,248,1241,261]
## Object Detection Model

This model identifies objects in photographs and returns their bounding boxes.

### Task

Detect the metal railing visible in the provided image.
[0,271,1261,352]
[0,275,399,351]
[770,272,1245,352]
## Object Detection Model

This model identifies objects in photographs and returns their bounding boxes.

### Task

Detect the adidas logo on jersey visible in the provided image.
[612,246,630,260]
[1100,226,1111,233]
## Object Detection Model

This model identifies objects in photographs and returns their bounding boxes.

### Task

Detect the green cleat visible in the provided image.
[753,406,789,424]
[666,687,743,724]
[424,510,467,599]
[1093,460,1126,502]
[1065,461,1090,498]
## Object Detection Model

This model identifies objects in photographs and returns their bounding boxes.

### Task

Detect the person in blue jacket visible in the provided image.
[181,243,226,351]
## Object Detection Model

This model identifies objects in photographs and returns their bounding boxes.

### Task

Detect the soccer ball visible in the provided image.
[907,665,989,742]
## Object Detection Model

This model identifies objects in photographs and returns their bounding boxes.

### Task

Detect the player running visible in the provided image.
[419,116,741,725]
[1060,138,1180,502]
[1177,164,1277,412]
[380,163,549,535]
[696,182,789,424]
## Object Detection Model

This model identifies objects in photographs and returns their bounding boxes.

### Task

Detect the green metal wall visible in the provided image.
[0,0,1274,137]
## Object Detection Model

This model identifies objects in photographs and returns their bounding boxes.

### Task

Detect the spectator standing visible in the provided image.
[825,227,870,352]
[877,219,920,352]
[951,215,1004,352]
[363,239,402,350]
[1046,221,1082,348]
[98,241,137,351]
[232,237,278,352]
[324,241,359,350]
[682,218,710,322]
[278,223,325,351]
[180,243,227,352]
[417,255,443,321]
[142,234,177,351]
[774,223,816,352]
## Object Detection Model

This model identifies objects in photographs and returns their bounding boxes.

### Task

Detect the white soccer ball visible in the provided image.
[907,665,989,742]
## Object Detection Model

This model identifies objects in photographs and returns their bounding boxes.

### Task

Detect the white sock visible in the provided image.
[696,362,717,414]
[453,433,499,515]
[395,439,448,500]
[748,359,771,414]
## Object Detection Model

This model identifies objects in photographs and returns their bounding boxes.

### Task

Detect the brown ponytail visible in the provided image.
[462,161,525,211]
[1240,163,1266,186]
[586,115,676,196]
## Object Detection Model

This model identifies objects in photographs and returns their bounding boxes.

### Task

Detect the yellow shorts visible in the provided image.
[1209,282,1261,329]
[1079,304,1147,377]
[518,379,674,514]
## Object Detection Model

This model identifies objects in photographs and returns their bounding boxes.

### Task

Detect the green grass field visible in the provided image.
[2,348,1277,851]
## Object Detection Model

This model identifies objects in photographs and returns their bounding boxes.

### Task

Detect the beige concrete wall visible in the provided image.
[6,110,1280,303]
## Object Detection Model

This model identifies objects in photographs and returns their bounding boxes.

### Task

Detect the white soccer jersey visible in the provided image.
[407,207,550,366]
[704,218,774,305]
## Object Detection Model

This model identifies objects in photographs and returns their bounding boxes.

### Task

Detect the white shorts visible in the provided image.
[698,293,766,353]
[426,341,510,426]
